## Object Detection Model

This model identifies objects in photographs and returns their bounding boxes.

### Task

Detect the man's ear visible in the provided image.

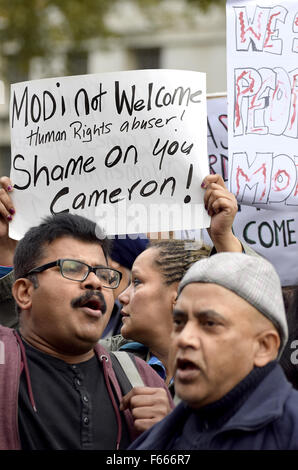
[12,278,35,312]
[253,329,281,367]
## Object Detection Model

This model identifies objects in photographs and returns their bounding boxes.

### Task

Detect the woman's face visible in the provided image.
[118,247,177,347]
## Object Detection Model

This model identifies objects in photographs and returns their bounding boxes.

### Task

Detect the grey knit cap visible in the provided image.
[178,252,288,357]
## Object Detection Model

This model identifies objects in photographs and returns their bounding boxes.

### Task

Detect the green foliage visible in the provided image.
[184,0,225,11]
[0,0,113,78]
[0,0,225,82]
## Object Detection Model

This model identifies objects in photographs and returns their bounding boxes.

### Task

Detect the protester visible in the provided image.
[102,235,149,339]
[101,239,211,388]
[0,212,173,450]
[128,252,298,450]
[0,177,17,327]
[0,173,256,330]
[0,172,258,393]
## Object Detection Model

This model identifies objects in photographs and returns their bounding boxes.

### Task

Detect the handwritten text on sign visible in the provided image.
[9,70,210,239]
[227,0,298,209]
[206,96,298,286]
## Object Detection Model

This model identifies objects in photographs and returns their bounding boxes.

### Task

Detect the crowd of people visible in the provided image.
[0,173,298,450]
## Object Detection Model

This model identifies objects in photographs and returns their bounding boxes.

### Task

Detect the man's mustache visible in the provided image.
[71,290,107,314]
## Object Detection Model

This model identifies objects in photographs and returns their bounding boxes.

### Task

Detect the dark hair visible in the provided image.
[13,213,111,281]
[147,239,211,285]
[110,235,149,270]
[280,285,298,389]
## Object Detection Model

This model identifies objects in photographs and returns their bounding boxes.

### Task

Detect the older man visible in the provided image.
[0,213,172,450]
[129,252,298,450]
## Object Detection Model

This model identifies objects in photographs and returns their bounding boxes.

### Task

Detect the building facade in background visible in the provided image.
[0,0,226,175]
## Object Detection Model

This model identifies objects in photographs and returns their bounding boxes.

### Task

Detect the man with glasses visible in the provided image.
[0,213,173,450]
[25,258,122,289]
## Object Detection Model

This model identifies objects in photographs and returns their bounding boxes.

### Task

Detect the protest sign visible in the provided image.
[203,95,298,286]
[9,69,210,240]
[207,95,229,182]
[232,205,298,286]
[226,0,298,210]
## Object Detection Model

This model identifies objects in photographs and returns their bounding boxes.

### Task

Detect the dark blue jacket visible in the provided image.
[129,363,298,450]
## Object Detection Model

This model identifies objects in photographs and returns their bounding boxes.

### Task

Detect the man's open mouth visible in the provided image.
[176,358,201,381]
[176,358,198,371]
[71,291,106,314]
[81,297,103,311]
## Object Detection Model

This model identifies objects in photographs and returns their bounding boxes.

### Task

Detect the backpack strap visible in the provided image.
[110,351,144,395]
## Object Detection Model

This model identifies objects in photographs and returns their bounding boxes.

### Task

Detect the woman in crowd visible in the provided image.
[100,173,257,391]
[101,239,211,389]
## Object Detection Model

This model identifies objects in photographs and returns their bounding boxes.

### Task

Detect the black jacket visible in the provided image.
[129,363,298,450]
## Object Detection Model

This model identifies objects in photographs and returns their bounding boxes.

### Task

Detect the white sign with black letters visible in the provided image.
[9,69,210,239]
[227,0,298,210]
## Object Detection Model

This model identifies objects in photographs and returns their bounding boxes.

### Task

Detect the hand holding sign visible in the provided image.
[201,174,242,253]
[204,95,298,286]
[0,176,17,265]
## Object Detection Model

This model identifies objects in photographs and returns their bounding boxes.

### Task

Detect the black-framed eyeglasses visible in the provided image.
[25,258,122,289]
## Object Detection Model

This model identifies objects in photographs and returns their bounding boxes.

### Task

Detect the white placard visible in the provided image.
[227,0,298,210]
[9,69,210,240]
